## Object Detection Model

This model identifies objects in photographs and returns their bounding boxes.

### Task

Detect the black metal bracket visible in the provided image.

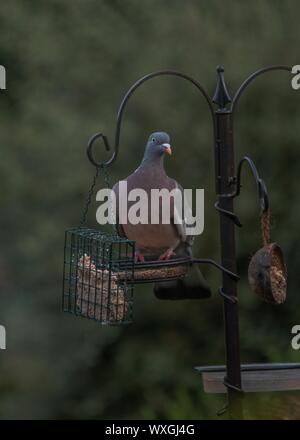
[214,200,243,227]
[120,256,240,282]
[231,65,292,112]
[214,155,269,229]
[86,64,292,169]
[86,70,214,168]
[235,156,269,213]
[213,156,270,311]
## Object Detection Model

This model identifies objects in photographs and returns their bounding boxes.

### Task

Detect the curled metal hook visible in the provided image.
[86,70,214,168]
[214,200,243,226]
[235,156,269,213]
[87,132,111,168]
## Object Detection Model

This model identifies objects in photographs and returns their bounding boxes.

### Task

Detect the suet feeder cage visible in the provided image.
[62,228,135,325]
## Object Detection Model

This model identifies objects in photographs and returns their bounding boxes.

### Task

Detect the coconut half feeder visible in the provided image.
[248,210,287,304]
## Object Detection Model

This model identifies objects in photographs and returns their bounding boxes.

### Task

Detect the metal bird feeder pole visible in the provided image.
[214,101,242,419]
[64,64,299,419]
[212,65,291,419]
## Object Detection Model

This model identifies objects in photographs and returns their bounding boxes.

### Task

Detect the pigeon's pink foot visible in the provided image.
[158,249,176,260]
[135,250,145,263]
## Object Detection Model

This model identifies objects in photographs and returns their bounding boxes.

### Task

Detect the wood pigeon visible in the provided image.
[112,132,211,300]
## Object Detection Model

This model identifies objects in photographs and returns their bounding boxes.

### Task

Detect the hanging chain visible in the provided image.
[79,165,114,228]
[103,164,119,235]
[79,166,101,227]
[103,164,111,189]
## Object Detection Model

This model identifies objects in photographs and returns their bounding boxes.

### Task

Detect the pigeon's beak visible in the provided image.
[162,143,172,155]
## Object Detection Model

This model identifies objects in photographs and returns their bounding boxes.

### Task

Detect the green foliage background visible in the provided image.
[0,0,300,419]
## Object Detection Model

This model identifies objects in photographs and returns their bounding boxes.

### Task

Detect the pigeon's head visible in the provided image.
[143,132,172,163]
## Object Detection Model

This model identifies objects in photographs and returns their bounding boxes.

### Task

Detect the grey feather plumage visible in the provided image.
[112,132,211,299]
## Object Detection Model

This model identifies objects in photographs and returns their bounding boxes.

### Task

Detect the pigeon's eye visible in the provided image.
[152,138,156,142]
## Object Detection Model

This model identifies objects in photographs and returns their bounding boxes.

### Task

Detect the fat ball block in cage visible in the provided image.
[63,228,135,325]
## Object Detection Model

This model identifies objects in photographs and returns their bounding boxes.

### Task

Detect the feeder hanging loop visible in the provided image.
[87,132,111,168]
[235,156,269,214]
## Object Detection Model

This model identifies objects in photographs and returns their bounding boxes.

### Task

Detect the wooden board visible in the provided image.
[201,368,300,394]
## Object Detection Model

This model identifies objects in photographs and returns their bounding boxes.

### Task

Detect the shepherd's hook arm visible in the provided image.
[231,65,292,112]
[87,70,214,168]
[235,156,269,213]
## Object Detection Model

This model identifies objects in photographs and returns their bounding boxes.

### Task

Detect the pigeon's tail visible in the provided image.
[154,263,211,300]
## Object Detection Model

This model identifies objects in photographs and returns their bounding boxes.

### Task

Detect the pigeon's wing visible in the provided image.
[172,181,194,246]
[112,182,126,238]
